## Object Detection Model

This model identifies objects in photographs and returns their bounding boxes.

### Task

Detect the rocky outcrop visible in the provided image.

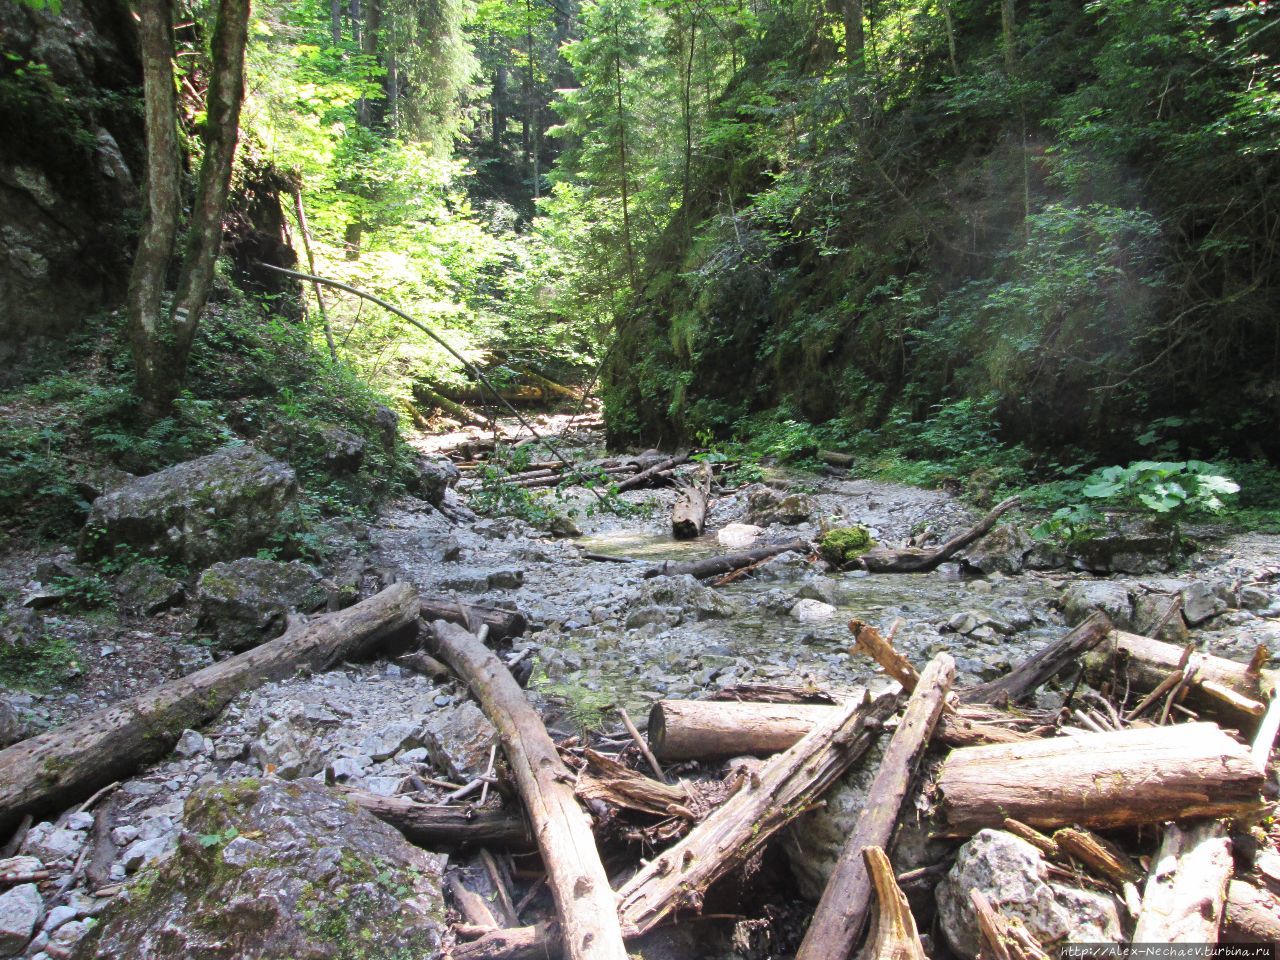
[197,558,328,650]
[72,778,447,960]
[746,488,813,526]
[78,446,298,566]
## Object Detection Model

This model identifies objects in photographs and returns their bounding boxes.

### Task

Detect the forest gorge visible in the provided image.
[1,0,1280,957]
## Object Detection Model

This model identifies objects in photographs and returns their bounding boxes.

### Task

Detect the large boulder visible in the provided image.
[936,829,1123,959]
[72,778,447,960]
[746,488,813,526]
[1061,580,1135,630]
[79,446,298,567]
[197,559,328,651]
[962,525,1035,575]
[1070,525,1176,575]
[405,456,459,508]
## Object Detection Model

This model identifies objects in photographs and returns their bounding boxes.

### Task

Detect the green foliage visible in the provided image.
[1080,461,1239,524]
[0,616,78,691]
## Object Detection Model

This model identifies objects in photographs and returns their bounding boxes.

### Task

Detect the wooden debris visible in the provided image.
[859,846,928,960]
[0,583,420,836]
[959,613,1111,705]
[796,655,954,960]
[574,749,691,819]
[449,871,506,931]
[1221,880,1280,943]
[671,463,712,539]
[420,598,527,642]
[1051,826,1141,885]
[1133,820,1233,943]
[970,889,1050,960]
[1251,692,1280,770]
[1000,819,1059,858]
[428,620,628,960]
[615,704,666,781]
[344,790,531,848]
[858,496,1020,573]
[615,452,690,492]
[642,539,809,580]
[850,620,920,693]
[936,723,1265,834]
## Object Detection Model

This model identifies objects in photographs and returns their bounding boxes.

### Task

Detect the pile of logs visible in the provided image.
[455,452,694,495]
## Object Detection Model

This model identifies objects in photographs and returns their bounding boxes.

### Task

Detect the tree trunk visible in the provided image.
[343,789,531,848]
[1132,820,1232,943]
[0,584,419,836]
[936,723,1265,835]
[858,497,1020,573]
[419,599,527,643]
[671,464,711,539]
[796,656,954,960]
[643,539,809,580]
[615,453,689,492]
[958,613,1111,705]
[493,49,507,147]
[427,622,628,960]
[291,185,336,362]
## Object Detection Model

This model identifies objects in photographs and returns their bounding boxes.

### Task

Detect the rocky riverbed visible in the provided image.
[1,419,1278,959]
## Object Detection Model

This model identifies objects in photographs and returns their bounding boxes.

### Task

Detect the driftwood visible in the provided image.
[643,539,809,580]
[344,790,530,848]
[796,655,954,960]
[850,620,920,692]
[860,846,927,960]
[958,613,1111,704]
[455,692,899,960]
[858,496,1020,573]
[574,749,691,820]
[1132,820,1233,943]
[0,583,420,836]
[1221,880,1280,943]
[1052,826,1140,885]
[936,723,1265,835]
[615,453,689,492]
[671,463,712,539]
[1252,692,1280,769]
[428,621,628,960]
[420,599,527,642]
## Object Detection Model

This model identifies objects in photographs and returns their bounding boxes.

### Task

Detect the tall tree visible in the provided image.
[127,0,252,417]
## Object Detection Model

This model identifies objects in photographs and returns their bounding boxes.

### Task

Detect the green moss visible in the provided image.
[819,526,875,567]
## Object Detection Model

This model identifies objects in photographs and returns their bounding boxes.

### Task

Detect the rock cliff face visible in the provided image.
[0,0,143,374]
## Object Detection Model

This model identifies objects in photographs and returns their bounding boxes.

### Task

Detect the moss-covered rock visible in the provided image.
[818,526,875,568]
[197,558,328,651]
[72,777,447,960]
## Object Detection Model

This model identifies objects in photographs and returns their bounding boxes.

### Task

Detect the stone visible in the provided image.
[717,523,764,550]
[114,564,185,616]
[789,599,837,623]
[197,558,327,651]
[78,446,298,567]
[109,826,138,847]
[47,919,89,959]
[1132,591,1190,643]
[746,488,814,526]
[42,906,77,932]
[22,823,84,864]
[818,526,875,568]
[0,694,26,749]
[962,525,1034,576]
[936,829,1123,959]
[64,813,94,832]
[359,721,421,762]
[796,578,839,605]
[0,883,41,956]
[328,756,369,781]
[120,835,174,872]
[420,701,497,781]
[1069,525,1176,575]
[173,729,212,758]
[72,778,447,960]
[545,514,582,538]
[1060,580,1135,630]
[405,456,459,507]
[317,425,366,474]
[486,569,525,590]
[629,576,738,624]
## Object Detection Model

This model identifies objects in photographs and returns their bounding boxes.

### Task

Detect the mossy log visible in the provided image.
[412,382,491,427]
[0,583,420,836]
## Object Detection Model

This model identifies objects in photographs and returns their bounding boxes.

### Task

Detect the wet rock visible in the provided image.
[747,489,814,526]
[717,523,763,550]
[0,883,41,956]
[1070,526,1176,575]
[936,829,1123,959]
[789,599,837,623]
[421,701,497,781]
[317,425,366,474]
[796,578,839,605]
[1061,580,1134,629]
[73,778,447,960]
[78,446,298,566]
[197,558,327,650]
[405,456,459,507]
[629,575,738,623]
[115,564,185,616]
[962,525,1034,576]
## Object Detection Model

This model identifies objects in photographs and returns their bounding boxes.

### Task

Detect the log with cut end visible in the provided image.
[936,722,1265,835]
[1221,880,1280,943]
[427,621,628,960]
[1133,820,1233,943]
[643,539,809,580]
[0,583,420,837]
[796,655,954,960]
[858,496,1020,573]
[671,463,712,539]
[419,598,527,642]
[343,789,531,848]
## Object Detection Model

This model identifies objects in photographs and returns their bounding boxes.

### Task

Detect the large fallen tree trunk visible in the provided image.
[671,464,711,539]
[796,655,954,960]
[0,583,420,836]
[419,599,527,642]
[958,613,1111,704]
[614,453,689,492]
[455,691,900,960]
[643,539,809,580]
[428,621,628,960]
[1132,820,1233,943]
[345,790,531,848]
[936,722,1265,835]
[412,382,491,427]
[858,496,1020,573]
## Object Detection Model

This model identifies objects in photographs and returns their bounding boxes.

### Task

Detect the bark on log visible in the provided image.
[413,382,491,427]
[858,496,1020,573]
[936,723,1265,835]
[643,539,809,580]
[850,620,921,693]
[1133,820,1232,943]
[1220,880,1280,943]
[0,583,420,836]
[796,655,954,960]
[420,599,527,642]
[859,846,928,960]
[455,691,900,960]
[958,613,1111,705]
[671,463,711,539]
[615,453,689,492]
[427,621,628,960]
[344,790,531,848]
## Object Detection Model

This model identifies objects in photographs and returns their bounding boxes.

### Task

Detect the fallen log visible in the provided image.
[671,463,712,539]
[858,496,1020,573]
[860,846,927,960]
[615,453,689,492]
[936,722,1265,835]
[0,583,420,836]
[420,599,527,642]
[413,382,491,427]
[1221,880,1280,943]
[958,613,1111,705]
[643,539,809,580]
[428,621,628,960]
[1132,820,1233,943]
[796,655,954,960]
[344,790,531,848]
[818,450,854,468]
[455,691,899,960]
